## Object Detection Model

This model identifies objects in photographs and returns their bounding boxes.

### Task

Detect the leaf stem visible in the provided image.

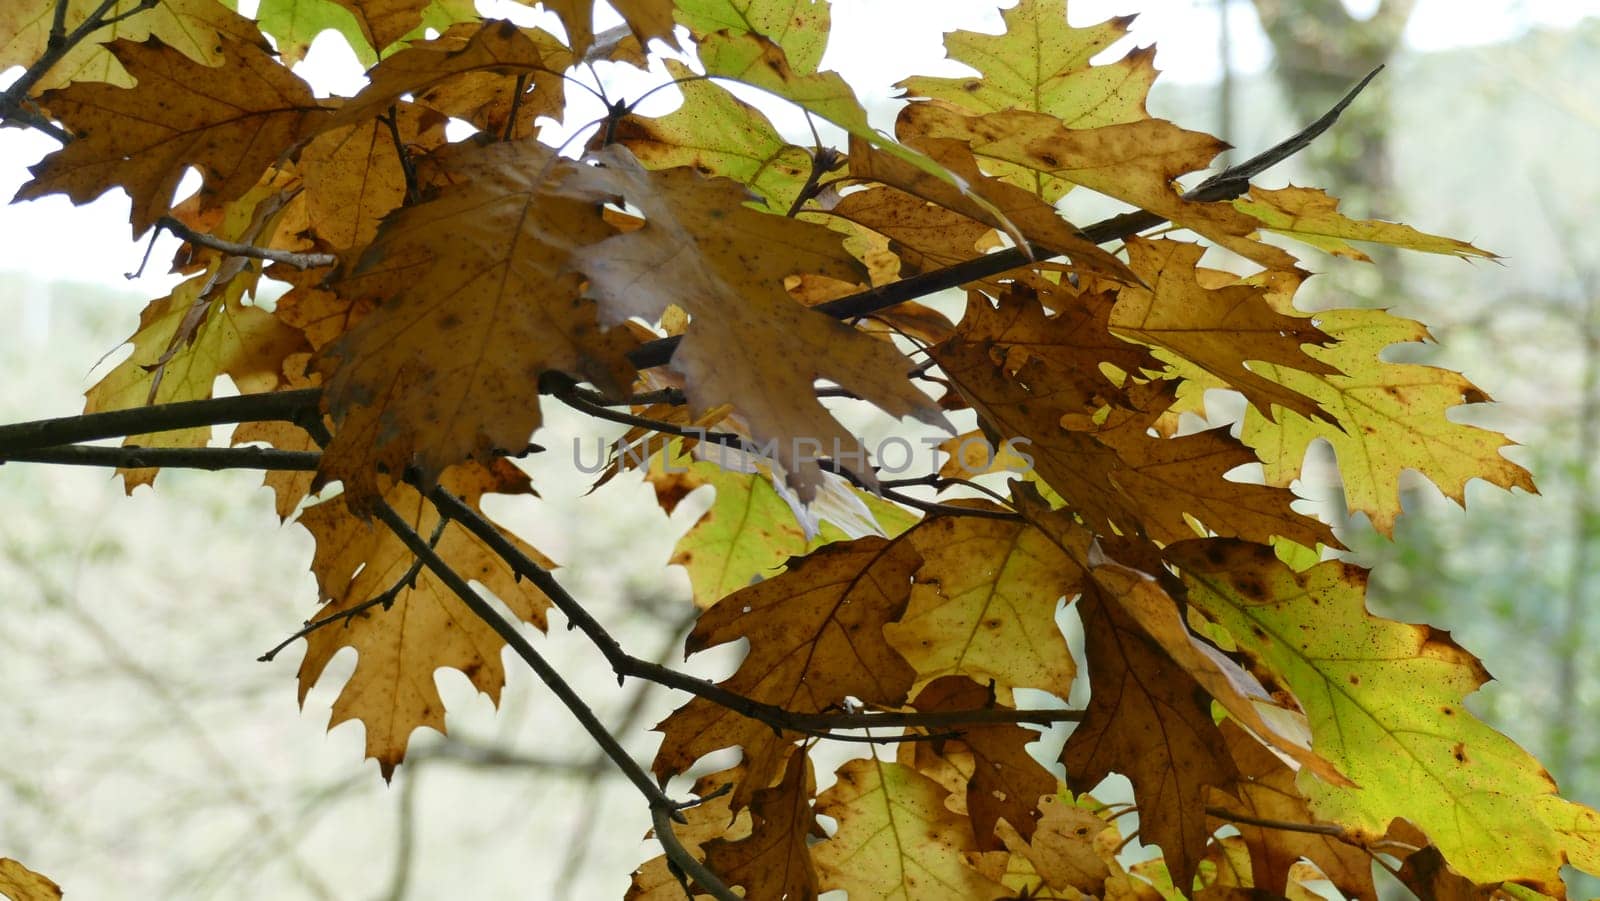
[1204,805,1349,837]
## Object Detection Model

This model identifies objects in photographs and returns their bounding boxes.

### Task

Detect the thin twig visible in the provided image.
[503,73,529,143]
[368,498,741,901]
[156,217,338,270]
[0,0,151,131]
[381,107,421,204]
[624,66,1384,371]
[257,517,448,663]
[555,385,1022,521]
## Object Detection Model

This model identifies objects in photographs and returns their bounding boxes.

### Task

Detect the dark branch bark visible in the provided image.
[0,389,322,455]
[2,444,321,471]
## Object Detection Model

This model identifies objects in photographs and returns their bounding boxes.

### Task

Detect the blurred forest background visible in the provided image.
[3,1,1599,898]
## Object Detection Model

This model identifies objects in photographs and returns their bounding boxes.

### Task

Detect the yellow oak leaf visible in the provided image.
[645,441,909,608]
[901,0,1151,130]
[84,271,306,491]
[575,147,949,502]
[316,139,638,508]
[1239,306,1535,534]
[886,512,1083,703]
[0,858,62,901]
[0,0,266,92]
[296,459,553,780]
[899,0,1156,201]
[299,101,448,251]
[1111,237,1334,422]
[18,36,324,235]
[1235,185,1497,262]
[812,757,1010,900]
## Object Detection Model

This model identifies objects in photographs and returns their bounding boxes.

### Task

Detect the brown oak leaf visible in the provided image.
[576,147,950,501]
[296,459,553,779]
[315,139,637,507]
[19,36,324,235]
[653,535,920,808]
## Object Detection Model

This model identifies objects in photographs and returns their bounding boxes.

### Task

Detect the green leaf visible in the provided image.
[675,0,830,74]
[612,58,813,209]
[1234,186,1498,262]
[254,0,376,65]
[1171,539,1600,893]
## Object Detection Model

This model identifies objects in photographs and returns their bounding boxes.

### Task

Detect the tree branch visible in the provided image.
[1205,805,1349,837]
[257,517,448,663]
[553,384,1021,521]
[0,0,152,136]
[368,498,741,901]
[426,486,1081,736]
[156,216,338,270]
[1,444,321,471]
[0,389,322,455]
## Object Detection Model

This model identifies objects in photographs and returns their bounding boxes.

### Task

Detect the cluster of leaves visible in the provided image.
[0,0,1589,898]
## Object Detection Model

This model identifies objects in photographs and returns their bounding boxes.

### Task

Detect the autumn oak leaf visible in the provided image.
[811,758,1010,900]
[296,460,554,779]
[315,139,636,507]
[576,147,950,501]
[652,535,920,806]
[18,36,324,235]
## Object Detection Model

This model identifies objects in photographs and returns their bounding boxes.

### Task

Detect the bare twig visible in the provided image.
[368,498,741,901]
[156,217,337,270]
[257,517,448,663]
[554,385,1022,522]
